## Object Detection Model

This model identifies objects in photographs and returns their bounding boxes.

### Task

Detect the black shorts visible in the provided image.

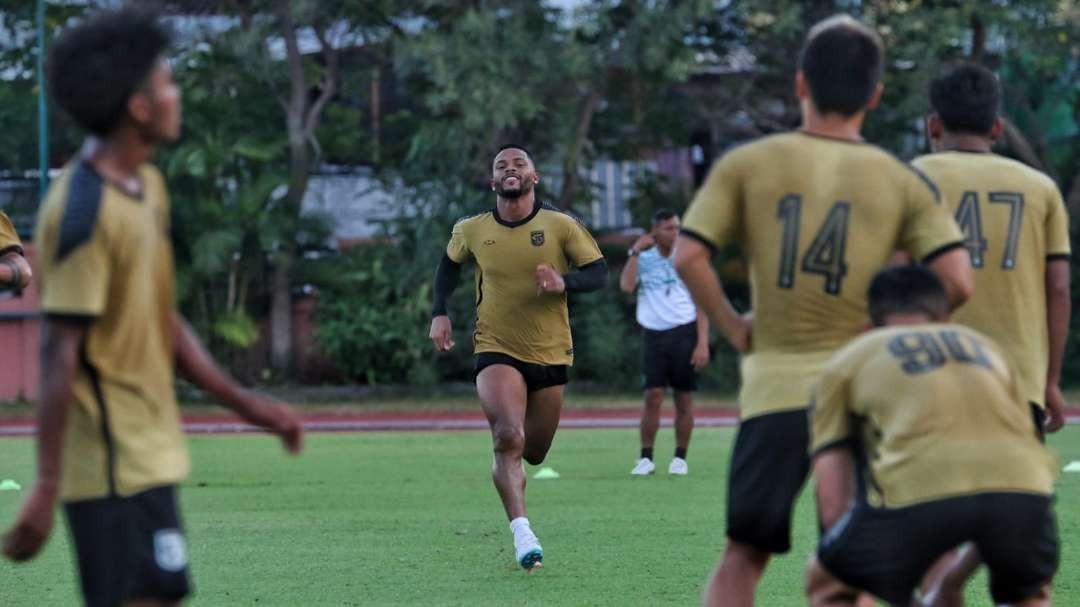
[819,493,1058,606]
[1031,402,1046,443]
[475,352,568,393]
[641,321,699,392]
[726,408,810,554]
[64,485,192,607]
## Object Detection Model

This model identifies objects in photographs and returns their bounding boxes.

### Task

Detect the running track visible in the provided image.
[1,407,1079,436]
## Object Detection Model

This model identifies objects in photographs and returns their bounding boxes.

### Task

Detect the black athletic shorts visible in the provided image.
[1031,402,1046,443]
[475,352,568,393]
[641,321,699,392]
[726,408,810,554]
[819,493,1058,606]
[64,485,192,607]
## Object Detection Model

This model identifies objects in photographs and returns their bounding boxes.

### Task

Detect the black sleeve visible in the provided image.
[431,253,462,318]
[563,258,607,293]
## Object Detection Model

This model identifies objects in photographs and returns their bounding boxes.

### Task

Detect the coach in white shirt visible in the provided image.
[620,209,710,476]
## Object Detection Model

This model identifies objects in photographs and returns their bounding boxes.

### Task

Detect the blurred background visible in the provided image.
[0,0,1077,402]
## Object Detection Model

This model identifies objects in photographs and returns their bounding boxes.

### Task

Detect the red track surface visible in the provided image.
[1,407,1079,436]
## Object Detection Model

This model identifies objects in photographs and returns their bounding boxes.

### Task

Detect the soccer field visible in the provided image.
[1,427,1078,606]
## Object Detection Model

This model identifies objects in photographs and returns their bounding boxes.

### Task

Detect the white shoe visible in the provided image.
[631,458,656,476]
[668,457,688,475]
[513,527,543,571]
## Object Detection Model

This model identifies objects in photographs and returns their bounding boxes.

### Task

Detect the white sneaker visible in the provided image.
[668,457,688,475]
[631,458,656,476]
[513,527,543,571]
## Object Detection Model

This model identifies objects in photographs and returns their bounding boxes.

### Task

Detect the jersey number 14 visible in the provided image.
[777,195,850,296]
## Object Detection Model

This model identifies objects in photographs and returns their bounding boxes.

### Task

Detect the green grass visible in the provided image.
[0,427,1078,606]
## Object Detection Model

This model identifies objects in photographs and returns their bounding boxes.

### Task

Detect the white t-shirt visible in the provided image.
[635,247,697,331]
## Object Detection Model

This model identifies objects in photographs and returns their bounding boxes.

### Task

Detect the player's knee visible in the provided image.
[523,449,546,466]
[805,556,857,607]
[492,426,525,455]
[644,388,664,407]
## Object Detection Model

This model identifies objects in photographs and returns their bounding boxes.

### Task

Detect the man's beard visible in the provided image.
[495,175,533,199]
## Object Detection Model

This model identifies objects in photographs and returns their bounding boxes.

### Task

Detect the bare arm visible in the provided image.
[925,247,974,310]
[812,448,857,530]
[619,234,654,294]
[1044,259,1071,432]
[0,251,33,290]
[618,254,639,294]
[173,313,302,452]
[3,318,87,561]
[690,306,711,371]
[673,236,750,352]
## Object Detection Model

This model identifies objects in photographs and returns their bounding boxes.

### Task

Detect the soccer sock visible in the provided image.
[640,447,654,461]
[509,517,531,536]
[674,447,687,460]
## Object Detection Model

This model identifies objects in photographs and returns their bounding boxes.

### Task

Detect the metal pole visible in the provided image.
[37,0,49,197]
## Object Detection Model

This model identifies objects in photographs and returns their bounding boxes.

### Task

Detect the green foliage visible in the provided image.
[568,287,641,387]
[212,311,261,348]
[4,1,1077,388]
[312,245,436,385]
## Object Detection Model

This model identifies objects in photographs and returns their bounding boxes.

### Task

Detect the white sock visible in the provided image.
[509,517,531,536]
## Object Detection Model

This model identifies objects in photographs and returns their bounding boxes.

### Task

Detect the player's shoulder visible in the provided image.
[986,155,1060,193]
[940,322,1009,358]
[452,209,493,230]
[539,202,586,222]
[916,151,1055,189]
[828,327,899,365]
[868,148,941,201]
[538,202,594,232]
[39,161,110,261]
[711,132,793,168]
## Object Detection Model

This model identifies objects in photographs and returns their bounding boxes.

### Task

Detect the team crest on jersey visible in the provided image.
[530,231,545,246]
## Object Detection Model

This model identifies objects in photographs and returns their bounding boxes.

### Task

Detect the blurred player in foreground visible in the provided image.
[806,266,1058,607]
[2,11,303,606]
[911,62,1071,606]
[674,14,973,606]
[0,210,32,291]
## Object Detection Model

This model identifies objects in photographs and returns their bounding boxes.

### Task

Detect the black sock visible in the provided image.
[640,447,654,461]
[675,447,687,460]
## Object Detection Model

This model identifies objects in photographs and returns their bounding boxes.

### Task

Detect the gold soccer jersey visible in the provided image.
[811,323,1057,508]
[0,211,22,254]
[35,161,188,500]
[682,132,963,419]
[913,152,1071,407]
[446,201,604,366]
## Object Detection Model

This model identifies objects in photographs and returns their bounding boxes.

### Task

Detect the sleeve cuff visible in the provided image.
[0,244,23,257]
[44,312,97,324]
[679,228,718,255]
[920,241,964,265]
[1047,253,1071,262]
[574,257,605,269]
[810,438,855,457]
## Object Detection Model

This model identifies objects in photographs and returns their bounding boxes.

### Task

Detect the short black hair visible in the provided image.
[798,15,884,117]
[495,144,532,161]
[868,266,949,327]
[929,63,1000,135]
[47,9,171,136]
[652,208,677,224]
